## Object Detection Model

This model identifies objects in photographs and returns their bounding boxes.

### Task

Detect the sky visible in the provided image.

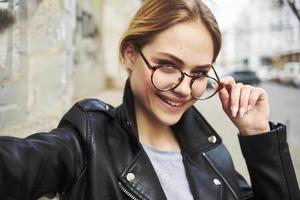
[204,0,250,31]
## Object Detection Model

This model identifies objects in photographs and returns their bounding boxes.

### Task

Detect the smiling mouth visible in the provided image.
[158,95,185,108]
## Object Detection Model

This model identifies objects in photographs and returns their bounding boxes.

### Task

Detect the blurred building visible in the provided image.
[0,0,141,131]
[220,0,300,70]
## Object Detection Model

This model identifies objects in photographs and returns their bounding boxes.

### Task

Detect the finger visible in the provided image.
[238,85,253,118]
[248,87,268,109]
[221,76,236,84]
[218,86,230,111]
[219,76,236,103]
[220,76,236,92]
[230,83,243,117]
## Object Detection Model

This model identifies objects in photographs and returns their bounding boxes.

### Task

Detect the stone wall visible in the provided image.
[0,0,29,129]
[73,0,105,98]
[102,0,141,87]
[0,0,106,132]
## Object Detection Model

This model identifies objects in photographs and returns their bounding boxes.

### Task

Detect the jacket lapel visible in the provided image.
[171,107,224,200]
[119,151,167,200]
[171,106,222,154]
[116,79,167,200]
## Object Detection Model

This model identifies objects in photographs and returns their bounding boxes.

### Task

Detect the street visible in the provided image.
[264,82,300,148]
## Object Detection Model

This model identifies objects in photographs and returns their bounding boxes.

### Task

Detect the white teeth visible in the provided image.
[161,96,183,107]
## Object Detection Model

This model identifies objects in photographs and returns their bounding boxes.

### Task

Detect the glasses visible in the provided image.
[139,50,224,100]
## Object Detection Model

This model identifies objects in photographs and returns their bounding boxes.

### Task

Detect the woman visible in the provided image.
[0,0,299,199]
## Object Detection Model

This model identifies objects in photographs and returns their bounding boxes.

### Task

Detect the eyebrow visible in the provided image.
[156,52,212,70]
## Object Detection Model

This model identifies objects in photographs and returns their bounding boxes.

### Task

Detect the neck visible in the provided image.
[135,103,180,151]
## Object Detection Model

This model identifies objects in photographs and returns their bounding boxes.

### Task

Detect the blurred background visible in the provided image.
[0,0,299,198]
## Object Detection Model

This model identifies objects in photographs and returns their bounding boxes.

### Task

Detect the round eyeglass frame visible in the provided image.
[138,49,224,100]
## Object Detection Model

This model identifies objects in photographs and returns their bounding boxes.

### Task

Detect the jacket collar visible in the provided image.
[171,107,222,154]
[115,79,222,155]
[115,79,139,140]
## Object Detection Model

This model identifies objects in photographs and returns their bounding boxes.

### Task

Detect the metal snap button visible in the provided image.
[105,105,110,110]
[208,135,217,143]
[213,178,221,186]
[126,173,135,182]
[126,121,132,127]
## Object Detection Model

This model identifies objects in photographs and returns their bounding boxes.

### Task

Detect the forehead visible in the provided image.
[143,21,214,65]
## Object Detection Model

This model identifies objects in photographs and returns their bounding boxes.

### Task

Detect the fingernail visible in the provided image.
[239,107,245,118]
[231,106,238,117]
[211,82,217,89]
[247,105,252,112]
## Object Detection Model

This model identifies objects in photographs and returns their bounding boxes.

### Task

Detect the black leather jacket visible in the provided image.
[0,81,299,200]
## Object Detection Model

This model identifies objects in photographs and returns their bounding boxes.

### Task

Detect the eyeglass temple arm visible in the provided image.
[212,66,224,89]
[212,66,220,81]
[137,48,153,70]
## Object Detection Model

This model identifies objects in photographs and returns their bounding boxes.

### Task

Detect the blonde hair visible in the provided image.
[119,0,222,65]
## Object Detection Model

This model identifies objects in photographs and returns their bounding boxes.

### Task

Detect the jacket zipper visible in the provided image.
[202,152,238,200]
[118,182,140,200]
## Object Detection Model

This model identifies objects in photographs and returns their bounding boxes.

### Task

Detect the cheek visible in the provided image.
[130,64,155,98]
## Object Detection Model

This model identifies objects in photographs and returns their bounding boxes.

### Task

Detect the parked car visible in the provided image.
[293,74,300,88]
[278,62,300,85]
[257,66,272,81]
[230,69,261,85]
[269,68,281,82]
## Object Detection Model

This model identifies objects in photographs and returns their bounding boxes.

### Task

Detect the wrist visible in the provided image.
[239,124,271,136]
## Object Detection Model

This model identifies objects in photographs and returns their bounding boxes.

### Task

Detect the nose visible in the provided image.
[173,74,192,97]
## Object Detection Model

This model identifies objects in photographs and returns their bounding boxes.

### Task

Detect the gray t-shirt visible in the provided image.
[142,143,194,200]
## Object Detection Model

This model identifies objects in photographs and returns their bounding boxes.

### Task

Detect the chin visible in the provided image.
[158,113,183,126]
[154,104,190,126]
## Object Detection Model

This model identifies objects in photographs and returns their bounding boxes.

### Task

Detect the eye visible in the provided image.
[156,59,177,67]
[158,66,180,75]
[191,69,208,76]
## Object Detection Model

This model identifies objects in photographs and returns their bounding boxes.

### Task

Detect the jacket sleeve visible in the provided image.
[238,123,300,200]
[0,125,85,199]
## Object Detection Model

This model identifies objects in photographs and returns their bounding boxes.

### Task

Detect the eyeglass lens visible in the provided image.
[152,66,219,100]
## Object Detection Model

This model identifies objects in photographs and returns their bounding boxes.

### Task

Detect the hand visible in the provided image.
[216,76,270,136]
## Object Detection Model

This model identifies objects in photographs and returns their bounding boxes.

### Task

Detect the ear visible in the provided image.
[123,42,138,71]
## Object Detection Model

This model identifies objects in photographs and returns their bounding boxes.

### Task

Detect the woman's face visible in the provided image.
[127,20,214,126]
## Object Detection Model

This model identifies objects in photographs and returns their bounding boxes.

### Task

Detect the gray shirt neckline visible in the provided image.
[142,143,194,200]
